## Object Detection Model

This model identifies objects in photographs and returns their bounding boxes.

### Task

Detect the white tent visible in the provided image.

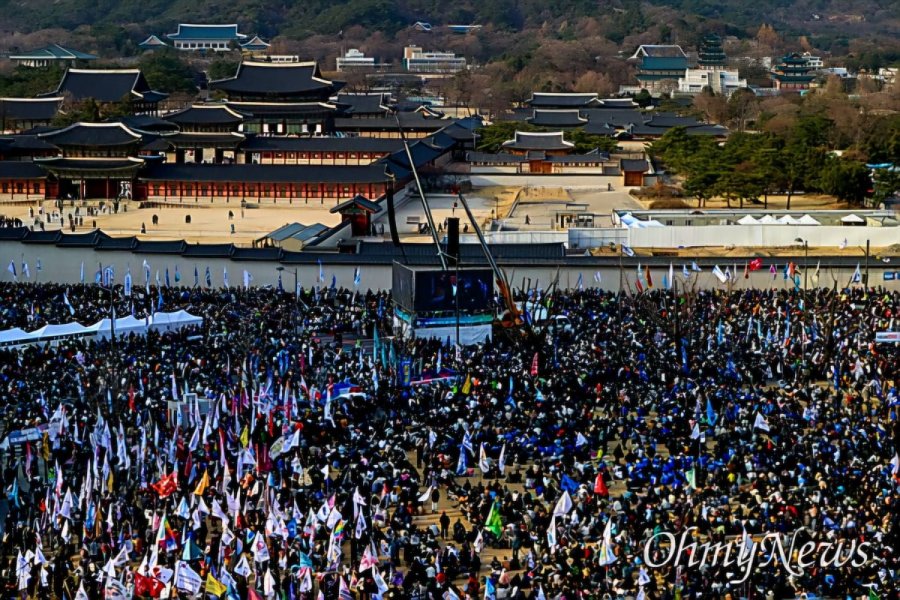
[758,214,779,224]
[840,214,866,224]
[777,215,801,225]
[737,215,759,225]
[149,310,203,333]
[94,315,150,340]
[29,322,96,339]
[0,327,35,346]
[0,310,203,347]
[797,214,821,225]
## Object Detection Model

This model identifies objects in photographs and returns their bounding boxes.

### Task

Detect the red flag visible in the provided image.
[645,265,653,289]
[128,385,136,411]
[134,573,165,598]
[594,473,609,497]
[749,258,763,272]
[151,472,178,498]
[530,353,539,377]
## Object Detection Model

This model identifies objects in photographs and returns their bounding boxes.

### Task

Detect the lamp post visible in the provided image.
[794,237,808,373]
[794,238,808,291]
[276,266,298,332]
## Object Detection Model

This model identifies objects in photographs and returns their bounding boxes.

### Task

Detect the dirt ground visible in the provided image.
[633,191,852,211]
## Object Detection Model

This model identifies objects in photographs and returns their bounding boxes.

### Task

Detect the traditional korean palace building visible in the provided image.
[40,68,168,114]
[166,24,248,51]
[0,98,62,133]
[770,53,816,91]
[0,112,475,202]
[630,45,689,92]
[504,92,726,140]
[209,61,345,135]
[9,44,97,68]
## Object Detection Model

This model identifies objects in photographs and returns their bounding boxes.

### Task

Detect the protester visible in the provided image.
[0,280,896,600]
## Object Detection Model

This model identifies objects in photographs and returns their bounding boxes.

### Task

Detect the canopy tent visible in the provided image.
[0,310,203,347]
[149,310,203,332]
[618,213,666,228]
[95,315,150,340]
[758,214,779,224]
[0,327,34,346]
[736,215,759,225]
[777,215,801,225]
[29,322,100,339]
[840,214,866,225]
[797,214,821,225]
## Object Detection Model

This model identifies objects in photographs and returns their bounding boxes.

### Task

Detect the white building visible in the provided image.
[336,49,376,72]
[678,69,747,96]
[802,52,824,69]
[166,24,248,51]
[403,46,466,74]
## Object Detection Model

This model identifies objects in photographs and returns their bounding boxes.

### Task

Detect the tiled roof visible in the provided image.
[167,24,246,41]
[45,68,167,103]
[210,62,339,98]
[39,122,142,147]
[165,104,247,125]
[0,97,61,121]
[133,240,188,254]
[182,243,235,257]
[10,44,96,61]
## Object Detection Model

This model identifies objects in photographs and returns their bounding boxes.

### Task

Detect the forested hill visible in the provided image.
[1,0,897,42]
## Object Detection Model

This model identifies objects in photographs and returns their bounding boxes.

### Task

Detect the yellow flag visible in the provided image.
[240,426,249,448]
[461,375,471,395]
[205,573,227,597]
[193,470,210,496]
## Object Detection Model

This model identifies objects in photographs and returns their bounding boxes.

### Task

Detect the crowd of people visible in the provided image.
[0,279,896,600]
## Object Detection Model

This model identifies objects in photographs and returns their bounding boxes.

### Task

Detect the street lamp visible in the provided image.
[276,265,299,332]
[794,238,808,291]
[794,237,809,375]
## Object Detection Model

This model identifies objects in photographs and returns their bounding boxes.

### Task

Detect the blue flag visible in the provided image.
[560,474,579,494]
[706,398,717,425]
[205,266,212,288]
[165,267,171,288]
[193,266,199,287]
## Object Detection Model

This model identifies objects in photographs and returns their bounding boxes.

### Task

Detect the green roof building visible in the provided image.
[9,44,97,68]
[770,53,815,91]
[630,45,689,92]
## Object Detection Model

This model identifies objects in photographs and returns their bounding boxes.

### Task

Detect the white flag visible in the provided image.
[553,491,573,516]
[478,443,490,475]
[174,561,202,594]
[712,265,728,283]
[243,269,253,289]
[753,412,770,432]
[234,555,251,577]
[75,583,90,600]
[598,519,617,566]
